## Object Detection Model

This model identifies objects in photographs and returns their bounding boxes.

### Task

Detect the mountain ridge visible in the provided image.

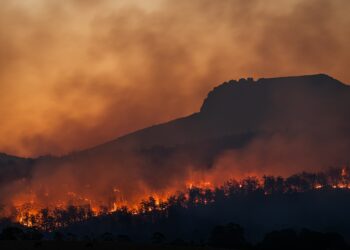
[2,73,348,160]
[79,73,349,156]
[1,73,350,185]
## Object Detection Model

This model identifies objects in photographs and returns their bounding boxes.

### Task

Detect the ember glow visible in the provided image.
[2,166,349,230]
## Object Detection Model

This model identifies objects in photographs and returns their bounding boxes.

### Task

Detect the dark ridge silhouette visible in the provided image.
[87,73,349,151]
[0,153,34,168]
[50,73,350,182]
[0,153,34,185]
[2,74,349,167]
[0,74,349,189]
[60,73,350,174]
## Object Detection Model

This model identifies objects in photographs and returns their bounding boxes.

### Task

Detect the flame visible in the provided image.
[186,181,214,190]
[3,167,350,229]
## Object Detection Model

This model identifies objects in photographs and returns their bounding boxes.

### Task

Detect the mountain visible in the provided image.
[1,74,350,195]
[0,153,34,184]
[70,74,350,168]
[86,73,349,152]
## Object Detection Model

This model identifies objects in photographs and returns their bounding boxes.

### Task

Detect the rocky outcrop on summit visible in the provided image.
[86,74,350,155]
[199,74,350,133]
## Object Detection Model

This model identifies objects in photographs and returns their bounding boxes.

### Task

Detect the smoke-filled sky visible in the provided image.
[1,0,349,157]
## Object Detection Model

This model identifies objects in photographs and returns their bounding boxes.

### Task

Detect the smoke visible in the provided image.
[0,0,349,157]
[1,0,350,214]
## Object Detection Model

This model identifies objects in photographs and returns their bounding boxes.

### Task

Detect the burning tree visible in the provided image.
[2,166,350,231]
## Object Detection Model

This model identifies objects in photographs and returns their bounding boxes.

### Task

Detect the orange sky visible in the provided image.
[1,0,349,157]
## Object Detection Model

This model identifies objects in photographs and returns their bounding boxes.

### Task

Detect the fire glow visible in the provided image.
[2,167,350,230]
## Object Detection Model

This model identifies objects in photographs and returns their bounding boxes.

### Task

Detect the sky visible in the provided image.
[1,0,349,157]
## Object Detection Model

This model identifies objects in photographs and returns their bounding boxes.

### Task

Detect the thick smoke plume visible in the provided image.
[0,0,349,156]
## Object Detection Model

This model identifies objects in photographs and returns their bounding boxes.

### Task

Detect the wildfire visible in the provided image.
[2,167,350,230]
[341,167,347,177]
[17,209,39,227]
[187,181,214,190]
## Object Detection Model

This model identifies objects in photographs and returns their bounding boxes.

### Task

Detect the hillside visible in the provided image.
[1,74,350,208]
[66,74,350,171]
[81,74,349,152]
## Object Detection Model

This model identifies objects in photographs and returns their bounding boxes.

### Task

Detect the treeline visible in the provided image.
[3,166,350,231]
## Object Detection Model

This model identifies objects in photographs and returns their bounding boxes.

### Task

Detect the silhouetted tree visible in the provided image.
[263,176,285,194]
[140,196,157,213]
[263,176,276,194]
[241,177,260,193]
[188,187,202,205]
[328,167,342,183]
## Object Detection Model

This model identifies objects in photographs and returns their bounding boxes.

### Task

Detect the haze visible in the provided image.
[1,0,349,157]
